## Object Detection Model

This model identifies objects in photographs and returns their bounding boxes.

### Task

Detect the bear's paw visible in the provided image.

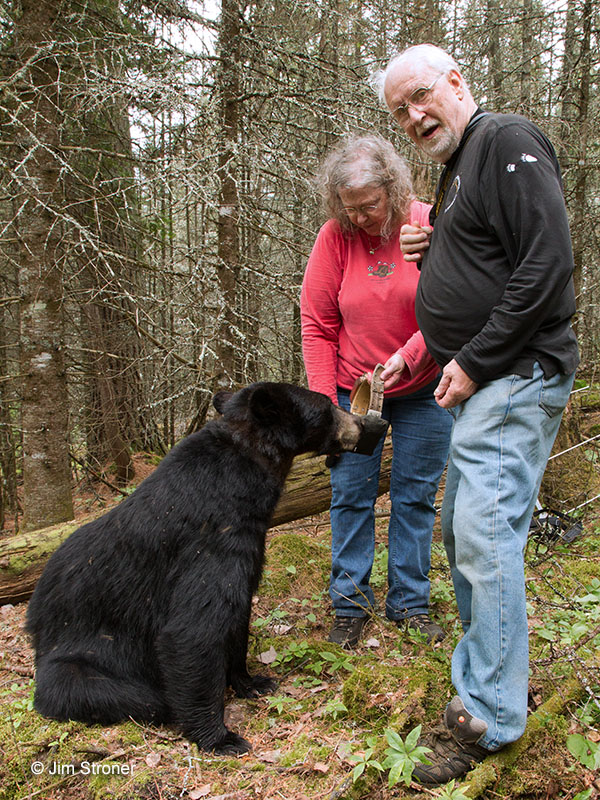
[233,673,278,699]
[210,730,252,755]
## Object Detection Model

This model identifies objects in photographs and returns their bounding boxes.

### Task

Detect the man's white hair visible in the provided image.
[371,44,460,104]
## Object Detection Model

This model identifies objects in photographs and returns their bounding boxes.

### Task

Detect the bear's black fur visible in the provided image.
[26,382,365,754]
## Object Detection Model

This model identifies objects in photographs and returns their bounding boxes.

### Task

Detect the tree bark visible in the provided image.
[519,0,533,114]
[69,5,140,480]
[215,0,242,388]
[0,438,393,605]
[13,0,74,530]
[557,0,592,309]
[0,299,19,529]
[569,0,592,303]
[486,0,504,109]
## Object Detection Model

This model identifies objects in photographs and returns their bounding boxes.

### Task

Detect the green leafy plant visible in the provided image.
[430,577,454,605]
[575,699,600,728]
[369,544,388,589]
[289,596,317,624]
[323,698,347,720]
[382,725,432,787]
[252,606,289,630]
[317,650,355,675]
[348,736,384,783]
[273,639,312,666]
[266,695,301,715]
[272,640,354,678]
[436,779,470,799]
[292,675,323,689]
[2,680,35,729]
[576,578,600,609]
[300,598,317,624]
[572,790,593,800]
[48,730,70,748]
[406,624,430,644]
[567,733,600,770]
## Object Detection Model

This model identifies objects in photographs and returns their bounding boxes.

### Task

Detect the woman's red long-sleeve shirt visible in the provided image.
[301,200,440,404]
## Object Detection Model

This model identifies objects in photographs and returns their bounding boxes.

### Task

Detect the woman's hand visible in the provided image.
[400,221,432,263]
[379,353,406,389]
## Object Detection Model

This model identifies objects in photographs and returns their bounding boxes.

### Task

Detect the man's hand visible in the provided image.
[434,359,478,408]
[379,353,406,389]
[400,221,432,263]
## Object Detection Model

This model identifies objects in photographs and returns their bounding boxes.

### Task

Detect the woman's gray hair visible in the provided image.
[315,133,413,240]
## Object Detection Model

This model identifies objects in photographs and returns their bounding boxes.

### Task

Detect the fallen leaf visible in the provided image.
[145,752,161,768]
[189,785,211,799]
[336,741,353,761]
[258,749,282,763]
[258,646,277,664]
[272,624,292,635]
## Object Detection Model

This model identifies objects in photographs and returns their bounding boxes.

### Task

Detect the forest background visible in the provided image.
[0,0,599,531]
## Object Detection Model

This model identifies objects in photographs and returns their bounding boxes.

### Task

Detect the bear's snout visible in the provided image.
[352,413,390,455]
[332,406,362,451]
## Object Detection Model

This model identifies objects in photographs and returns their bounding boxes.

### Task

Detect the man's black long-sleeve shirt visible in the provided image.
[415,111,579,384]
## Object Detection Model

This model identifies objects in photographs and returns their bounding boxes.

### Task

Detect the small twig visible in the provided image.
[327,774,352,800]
[69,452,129,497]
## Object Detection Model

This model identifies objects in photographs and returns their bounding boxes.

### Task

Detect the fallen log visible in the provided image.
[0,437,393,606]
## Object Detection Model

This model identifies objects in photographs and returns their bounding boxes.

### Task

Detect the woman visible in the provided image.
[300,134,451,648]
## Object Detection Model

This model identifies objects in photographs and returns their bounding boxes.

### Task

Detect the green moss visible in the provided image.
[278,733,332,767]
[342,657,450,730]
[111,720,147,748]
[3,525,77,575]
[485,715,571,799]
[88,766,154,800]
[561,555,600,588]
[0,715,92,800]
[0,686,164,800]
[527,536,600,605]
[261,532,330,598]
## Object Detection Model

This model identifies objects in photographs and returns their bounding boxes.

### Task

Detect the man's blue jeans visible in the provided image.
[442,364,575,750]
[329,380,451,620]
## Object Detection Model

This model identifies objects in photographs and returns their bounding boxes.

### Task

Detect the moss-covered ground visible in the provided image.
[1,387,599,800]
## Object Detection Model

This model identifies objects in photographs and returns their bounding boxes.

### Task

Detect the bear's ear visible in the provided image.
[212,391,233,415]
[248,385,285,425]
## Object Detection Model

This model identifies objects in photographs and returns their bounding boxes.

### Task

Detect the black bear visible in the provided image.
[26,383,373,754]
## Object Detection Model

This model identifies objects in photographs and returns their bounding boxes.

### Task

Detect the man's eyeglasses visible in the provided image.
[393,73,444,123]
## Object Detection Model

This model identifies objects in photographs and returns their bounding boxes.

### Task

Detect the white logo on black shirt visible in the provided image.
[444,175,461,213]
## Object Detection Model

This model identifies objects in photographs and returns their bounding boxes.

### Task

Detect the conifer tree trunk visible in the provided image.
[215,0,242,387]
[13,0,74,529]
[558,0,592,301]
[520,0,533,113]
[569,0,591,301]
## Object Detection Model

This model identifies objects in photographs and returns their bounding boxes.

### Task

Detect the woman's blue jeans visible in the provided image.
[442,364,575,749]
[329,379,451,621]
